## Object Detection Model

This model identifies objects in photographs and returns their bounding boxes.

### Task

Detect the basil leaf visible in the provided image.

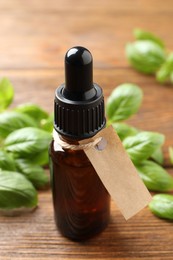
[5,127,52,157]
[40,113,53,133]
[0,112,38,138]
[0,78,14,112]
[136,160,173,192]
[0,150,16,171]
[123,131,165,163]
[0,170,38,211]
[126,40,166,74]
[150,147,164,165]
[134,29,165,49]
[169,146,173,164]
[156,53,173,84]
[15,103,48,121]
[112,122,139,141]
[106,83,143,122]
[28,149,49,166]
[149,194,173,220]
[15,159,49,189]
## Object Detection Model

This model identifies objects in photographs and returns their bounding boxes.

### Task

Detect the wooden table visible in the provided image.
[0,1,173,259]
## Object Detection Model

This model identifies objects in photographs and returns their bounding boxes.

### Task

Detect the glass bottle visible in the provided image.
[49,46,110,241]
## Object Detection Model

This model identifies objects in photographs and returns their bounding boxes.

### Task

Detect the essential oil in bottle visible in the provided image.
[49,46,110,241]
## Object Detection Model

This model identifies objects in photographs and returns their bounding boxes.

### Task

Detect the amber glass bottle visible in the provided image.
[49,46,110,241]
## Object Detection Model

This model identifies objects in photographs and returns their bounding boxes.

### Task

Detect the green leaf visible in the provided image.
[134,29,165,49]
[0,78,14,112]
[40,113,53,132]
[136,160,173,192]
[156,53,173,84]
[4,127,52,157]
[0,111,38,138]
[106,83,143,122]
[149,194,173,220]
[150,147,164,165]
[169,146,173,164]
[112,122,139,141]
[28,149,49,166]
[15,103,49,121]
[15,159,49,189]
[0,150,16,171]
[123,131,165,163]
[0,170,38,211]
[126,40,166,74]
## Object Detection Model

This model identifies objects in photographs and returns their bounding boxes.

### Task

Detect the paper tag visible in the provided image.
[79,126,152,220]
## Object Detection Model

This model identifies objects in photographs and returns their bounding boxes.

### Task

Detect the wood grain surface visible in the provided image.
[0,1,173,259]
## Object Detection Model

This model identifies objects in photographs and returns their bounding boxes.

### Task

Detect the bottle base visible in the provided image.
[55,216,110,242]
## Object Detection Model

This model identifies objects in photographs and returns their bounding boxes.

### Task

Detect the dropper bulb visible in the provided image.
[64,46,94,100]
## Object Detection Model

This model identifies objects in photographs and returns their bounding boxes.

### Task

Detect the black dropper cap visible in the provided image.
[54,46,106,140]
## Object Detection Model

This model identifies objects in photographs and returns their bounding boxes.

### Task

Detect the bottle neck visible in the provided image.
[59,134,80,145]
[54,132,90,164]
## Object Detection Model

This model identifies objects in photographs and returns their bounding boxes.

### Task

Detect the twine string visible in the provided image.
[53,129,102,150]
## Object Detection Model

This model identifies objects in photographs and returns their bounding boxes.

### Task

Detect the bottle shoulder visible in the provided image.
[49,140,91,167]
